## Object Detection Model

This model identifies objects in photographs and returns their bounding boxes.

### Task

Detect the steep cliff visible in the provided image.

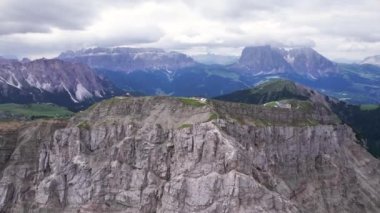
[0,97,379,212]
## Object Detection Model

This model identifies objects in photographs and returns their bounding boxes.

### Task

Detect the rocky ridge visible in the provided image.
[0,96,379,212]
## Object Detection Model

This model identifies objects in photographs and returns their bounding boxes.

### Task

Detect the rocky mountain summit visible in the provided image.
[0,96,379,212]
[0,58,120,110]
[235,45,292,74]
[59,47,196,73]
[232,46,338,78]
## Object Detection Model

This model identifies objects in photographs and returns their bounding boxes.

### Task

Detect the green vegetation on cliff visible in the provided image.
[178,123,193,129]
[0,103,73,120]
[179,97,207,107]
[360,104,379,111]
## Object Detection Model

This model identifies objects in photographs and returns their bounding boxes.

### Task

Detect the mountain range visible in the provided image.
[1,45,380,109]
[56,45,380,104]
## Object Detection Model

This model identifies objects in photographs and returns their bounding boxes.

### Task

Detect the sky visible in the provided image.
[0,0,379,61]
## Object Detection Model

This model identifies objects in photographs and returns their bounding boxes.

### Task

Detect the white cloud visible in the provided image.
[0,0,379,61]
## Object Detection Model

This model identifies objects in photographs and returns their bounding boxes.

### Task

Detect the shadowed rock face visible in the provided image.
[0,97,379,212]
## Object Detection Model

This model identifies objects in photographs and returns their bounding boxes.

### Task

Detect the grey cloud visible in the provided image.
[0,0,165,35]
[157,33,315,51]
[0,22,50,35]
[0,25,164,58]
[0,0,102,35]
[320,15,380,43]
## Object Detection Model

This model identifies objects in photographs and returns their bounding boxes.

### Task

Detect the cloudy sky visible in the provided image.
[0,0,379,61]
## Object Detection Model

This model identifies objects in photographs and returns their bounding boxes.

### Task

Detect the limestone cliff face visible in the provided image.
[0,97,379,212]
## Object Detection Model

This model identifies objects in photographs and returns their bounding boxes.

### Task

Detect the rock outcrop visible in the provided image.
[0,96,379,212]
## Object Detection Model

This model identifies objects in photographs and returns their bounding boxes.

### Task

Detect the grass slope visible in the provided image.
[215,79,309,104]
[0,103,74,120]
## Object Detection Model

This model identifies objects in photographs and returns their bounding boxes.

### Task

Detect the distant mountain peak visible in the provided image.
[234,45,337,78]
[238,46,292,74]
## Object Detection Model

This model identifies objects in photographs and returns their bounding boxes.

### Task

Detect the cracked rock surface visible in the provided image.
[0,97,379,212]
